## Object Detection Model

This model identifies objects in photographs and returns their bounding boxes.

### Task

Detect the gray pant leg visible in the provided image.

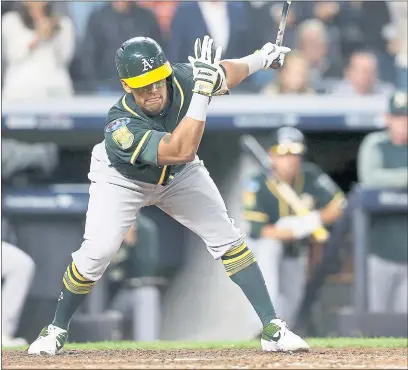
[368,254,395,313]
[156,159,245,259]
[1,242,35,336]
[72,143,153,281]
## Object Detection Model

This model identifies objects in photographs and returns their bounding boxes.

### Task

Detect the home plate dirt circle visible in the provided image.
[3,348,407,369]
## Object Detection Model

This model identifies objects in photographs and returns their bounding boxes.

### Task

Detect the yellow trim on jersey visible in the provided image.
[71,262,89,282]
[130,130,152,164]
[174,76,184,122]
[158,165,168,185]
[265,180,289,217]
[243,210,269,223]
[121,95,141,118]
[123,62,172,88]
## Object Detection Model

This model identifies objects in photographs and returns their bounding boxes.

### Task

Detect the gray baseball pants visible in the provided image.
[73,142,245,281]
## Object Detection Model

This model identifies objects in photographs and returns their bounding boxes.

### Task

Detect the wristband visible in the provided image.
[241,52,265,76]
[186,93,210,121]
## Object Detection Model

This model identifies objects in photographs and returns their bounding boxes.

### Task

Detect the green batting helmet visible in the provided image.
[115,37,172,89]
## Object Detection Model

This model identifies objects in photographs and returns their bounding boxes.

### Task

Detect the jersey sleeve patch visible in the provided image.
[108,118,135,150]
[105,117,131,132]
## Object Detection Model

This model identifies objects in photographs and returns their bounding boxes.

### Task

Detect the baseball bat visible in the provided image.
[276,0,292,46]
[271,0,292,69]
[240,134,329,243]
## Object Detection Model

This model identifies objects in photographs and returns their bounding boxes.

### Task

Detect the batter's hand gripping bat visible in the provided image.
[240,134,329,243]
[271,0,292,69]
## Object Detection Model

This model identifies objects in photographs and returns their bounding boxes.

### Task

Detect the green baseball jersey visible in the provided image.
[243,162,344,255]
[359,131,408,263]
[104,63,194,185]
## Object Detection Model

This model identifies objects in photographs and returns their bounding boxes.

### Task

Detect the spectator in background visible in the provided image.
[168,1,256,92]
[296,19,343,93]
[248,1,299,50]
[2,1,75,99]
[79,1,163,93]
[360,1,395,84]
[262,52,314,95]
[168,1,253,64]
[334,1,365,61]
[332,51,392,96]
[137,1,178,38]
[309,2,343,63]
[357,91,407,314]
[386,2,408,90]
[2,242,36,347]
[68,2,104,42]
[246,1,300,91]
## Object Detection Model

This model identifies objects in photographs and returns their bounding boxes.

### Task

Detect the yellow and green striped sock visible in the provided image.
[222,243,277,327]
[52,262,95,330]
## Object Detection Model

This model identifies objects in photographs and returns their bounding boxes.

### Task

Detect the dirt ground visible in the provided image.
[3,348,407,369]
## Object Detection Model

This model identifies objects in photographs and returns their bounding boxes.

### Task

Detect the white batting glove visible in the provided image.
[258,43,291,69]
[275,211,322,240]
[188,35,222,97]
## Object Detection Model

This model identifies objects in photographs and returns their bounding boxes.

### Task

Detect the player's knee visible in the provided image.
[72,249,111,282]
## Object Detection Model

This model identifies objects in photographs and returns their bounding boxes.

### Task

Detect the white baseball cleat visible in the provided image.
[27,324,68,355]
[261,319,309,352]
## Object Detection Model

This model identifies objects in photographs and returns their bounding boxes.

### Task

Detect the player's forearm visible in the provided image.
[157,94,208,165]
[260,224,295,242]
[360,167,408,188]
[220,60,249,88]
[318,201,343,225]
[221,53,265,89]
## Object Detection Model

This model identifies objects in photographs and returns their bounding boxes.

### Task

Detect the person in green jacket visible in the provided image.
[357,90,408,314]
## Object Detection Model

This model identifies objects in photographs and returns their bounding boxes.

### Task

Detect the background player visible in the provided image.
[2,241,36,346]
[27,35,310,355]
[358,91,407,314]
[243,127,345,327]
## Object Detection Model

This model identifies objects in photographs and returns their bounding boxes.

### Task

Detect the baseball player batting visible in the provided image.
[28,35,309,355]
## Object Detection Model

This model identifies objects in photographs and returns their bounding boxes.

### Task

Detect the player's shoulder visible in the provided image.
[172,63,193,83]
[105,95,149,149]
